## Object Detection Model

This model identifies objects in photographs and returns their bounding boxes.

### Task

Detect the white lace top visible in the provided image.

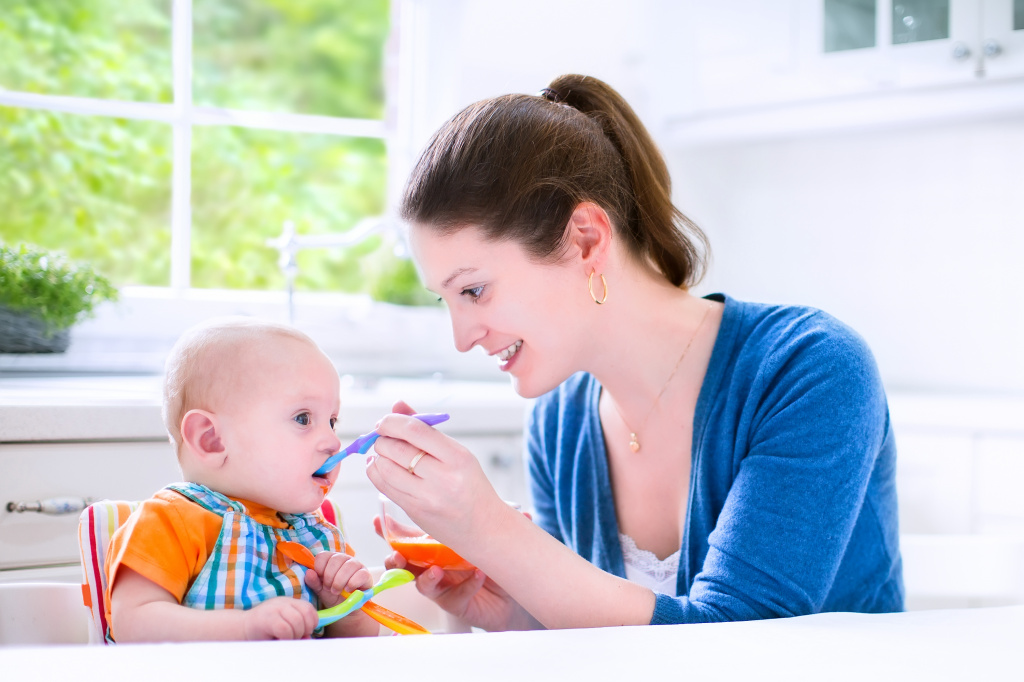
[619,533,680,596]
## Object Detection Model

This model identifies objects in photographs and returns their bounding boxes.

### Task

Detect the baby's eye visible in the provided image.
[330,417,337,429]
[461,286,484,301]
[294,412,311,426]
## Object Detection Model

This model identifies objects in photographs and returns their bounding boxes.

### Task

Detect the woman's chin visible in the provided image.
[509,373,558,400]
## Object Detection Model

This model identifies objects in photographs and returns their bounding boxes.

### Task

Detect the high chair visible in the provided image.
[0,582,91,646]
[77,497,347,644]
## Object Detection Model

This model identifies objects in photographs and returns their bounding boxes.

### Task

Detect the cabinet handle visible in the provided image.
[983,40,1002,58]
[489,454,516,471]
[6,497,96,515]
[951,42,971,61]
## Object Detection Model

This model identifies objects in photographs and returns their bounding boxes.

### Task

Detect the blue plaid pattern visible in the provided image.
[168,483,344,622]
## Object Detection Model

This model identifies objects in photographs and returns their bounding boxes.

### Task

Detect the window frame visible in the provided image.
[0,0,397,290]
[0,0,497,380]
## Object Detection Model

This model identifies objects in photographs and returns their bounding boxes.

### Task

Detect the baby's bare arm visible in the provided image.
[110,567,318,641]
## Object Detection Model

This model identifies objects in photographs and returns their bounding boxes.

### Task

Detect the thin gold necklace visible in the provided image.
[610,301,713,453]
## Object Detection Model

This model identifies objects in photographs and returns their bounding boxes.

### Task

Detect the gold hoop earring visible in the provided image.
[588,271,608,305]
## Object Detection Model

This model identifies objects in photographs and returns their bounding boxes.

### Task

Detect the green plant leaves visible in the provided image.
[0,242,118,330]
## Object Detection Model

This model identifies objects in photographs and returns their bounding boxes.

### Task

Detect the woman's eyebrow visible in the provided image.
[442,267,478,289]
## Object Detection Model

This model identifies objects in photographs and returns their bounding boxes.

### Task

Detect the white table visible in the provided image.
[1,606,1021,681]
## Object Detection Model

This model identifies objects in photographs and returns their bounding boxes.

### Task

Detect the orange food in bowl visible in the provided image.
[388,535,475,571]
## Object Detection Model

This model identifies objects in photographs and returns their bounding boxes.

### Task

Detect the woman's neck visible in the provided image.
[585,268,713,428]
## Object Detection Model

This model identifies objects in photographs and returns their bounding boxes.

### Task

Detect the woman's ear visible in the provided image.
[566,201,612,271]
[180,409,226,466]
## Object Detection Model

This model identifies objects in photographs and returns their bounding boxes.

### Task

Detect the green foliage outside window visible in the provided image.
[0,0,434,306]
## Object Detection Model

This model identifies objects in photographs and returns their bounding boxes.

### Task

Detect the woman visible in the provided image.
[366,74,902,630]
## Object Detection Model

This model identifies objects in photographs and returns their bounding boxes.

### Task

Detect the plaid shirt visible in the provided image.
[170,483,343,622]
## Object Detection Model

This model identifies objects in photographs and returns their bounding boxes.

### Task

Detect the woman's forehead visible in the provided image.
[409,224,523,283]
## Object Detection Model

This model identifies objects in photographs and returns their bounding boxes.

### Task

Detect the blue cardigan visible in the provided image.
[526,293,904,624]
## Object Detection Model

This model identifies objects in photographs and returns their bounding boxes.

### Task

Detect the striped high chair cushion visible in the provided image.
[78,497,346,644]
[78,500,140,644]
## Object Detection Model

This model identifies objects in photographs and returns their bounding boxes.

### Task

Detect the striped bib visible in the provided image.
[169,483,343,620]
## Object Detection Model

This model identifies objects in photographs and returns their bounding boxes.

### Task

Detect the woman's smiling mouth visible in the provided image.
[496,340,522,363]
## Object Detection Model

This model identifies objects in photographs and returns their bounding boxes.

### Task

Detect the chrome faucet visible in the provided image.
[266,217,397,323]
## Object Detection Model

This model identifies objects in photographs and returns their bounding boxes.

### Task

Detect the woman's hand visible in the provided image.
[372,518,539,632]
[366,401,539,631]
[367,401,507,549]
[410,562,541,632]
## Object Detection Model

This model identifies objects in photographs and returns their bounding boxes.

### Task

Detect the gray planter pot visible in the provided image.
[0,306,71,353]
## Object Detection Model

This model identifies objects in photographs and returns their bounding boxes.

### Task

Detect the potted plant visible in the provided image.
[0,242,118,353]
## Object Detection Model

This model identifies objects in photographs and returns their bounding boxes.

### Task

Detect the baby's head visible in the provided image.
[163,317,342,513]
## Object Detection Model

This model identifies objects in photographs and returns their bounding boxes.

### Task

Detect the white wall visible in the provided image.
[404,0,654,150]
[412,0,1024,395]
[672,117,1024,394]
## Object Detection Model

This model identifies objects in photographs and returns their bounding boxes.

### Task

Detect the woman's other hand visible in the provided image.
[376,537,539,632]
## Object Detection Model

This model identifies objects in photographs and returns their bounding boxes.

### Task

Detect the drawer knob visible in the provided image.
[6,497,96,515]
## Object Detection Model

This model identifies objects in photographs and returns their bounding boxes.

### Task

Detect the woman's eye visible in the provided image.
[461,286,484,301]
[294,413,311,426]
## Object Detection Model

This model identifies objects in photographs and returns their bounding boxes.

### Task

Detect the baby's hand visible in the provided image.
[305,551,373,609]
[243,596,318,640]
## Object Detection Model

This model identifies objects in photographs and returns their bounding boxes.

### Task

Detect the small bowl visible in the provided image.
[379,494,520,571]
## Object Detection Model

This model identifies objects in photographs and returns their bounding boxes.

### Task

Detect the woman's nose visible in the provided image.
[450,310,485,353]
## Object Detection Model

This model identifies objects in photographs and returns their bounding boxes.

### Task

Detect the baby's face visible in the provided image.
[215,335,342,514]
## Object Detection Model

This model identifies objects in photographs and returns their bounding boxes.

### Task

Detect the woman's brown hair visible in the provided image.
[400,74,709,288]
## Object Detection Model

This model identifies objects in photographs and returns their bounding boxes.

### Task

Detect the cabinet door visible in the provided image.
[656,0,1024,123]
[0,441,179,571]
[980,0,1024,78]
[807,0,981,93]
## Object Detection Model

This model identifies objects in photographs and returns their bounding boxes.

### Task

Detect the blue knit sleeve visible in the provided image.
[651,311,893,623]
[525,396,563,544]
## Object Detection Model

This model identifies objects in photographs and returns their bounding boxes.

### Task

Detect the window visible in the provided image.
[0,0,431,305]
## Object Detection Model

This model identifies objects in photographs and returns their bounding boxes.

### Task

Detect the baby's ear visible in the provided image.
[180,409,226,466]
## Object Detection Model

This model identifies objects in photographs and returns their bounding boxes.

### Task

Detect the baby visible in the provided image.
[105,317,378,641]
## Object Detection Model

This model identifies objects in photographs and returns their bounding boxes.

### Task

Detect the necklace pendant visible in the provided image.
[629,433,640,453]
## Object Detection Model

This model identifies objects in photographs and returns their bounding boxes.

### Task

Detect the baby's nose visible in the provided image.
[323,428,342,453]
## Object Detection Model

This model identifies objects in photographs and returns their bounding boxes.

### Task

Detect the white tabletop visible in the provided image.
[1,605,1021,681]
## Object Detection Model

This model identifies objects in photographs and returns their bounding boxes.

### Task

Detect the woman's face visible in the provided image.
[409,224,586,398]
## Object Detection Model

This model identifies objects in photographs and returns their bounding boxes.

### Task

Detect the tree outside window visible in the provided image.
[0,0,432,306]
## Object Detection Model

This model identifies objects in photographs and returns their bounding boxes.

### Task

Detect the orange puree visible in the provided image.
[389,535,474,571]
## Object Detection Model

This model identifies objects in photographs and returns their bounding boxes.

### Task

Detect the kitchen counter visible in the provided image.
[0,374,531,442]
[4,373,1021,443]
[1,605,1022,680]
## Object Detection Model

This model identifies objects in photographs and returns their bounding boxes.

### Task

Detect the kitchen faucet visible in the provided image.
[265,217,400,323]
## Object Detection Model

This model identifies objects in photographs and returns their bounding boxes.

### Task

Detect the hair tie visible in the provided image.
[539,87,563,104]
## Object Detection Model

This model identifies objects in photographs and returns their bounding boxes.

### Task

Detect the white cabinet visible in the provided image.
[650,0,1024,144]
[0,441,180,580]
[889,392,1024,609]
[806,0,1024,94]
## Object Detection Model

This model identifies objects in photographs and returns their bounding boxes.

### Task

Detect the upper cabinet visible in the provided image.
[648,0,1024,145]
[811,0,1024,92]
